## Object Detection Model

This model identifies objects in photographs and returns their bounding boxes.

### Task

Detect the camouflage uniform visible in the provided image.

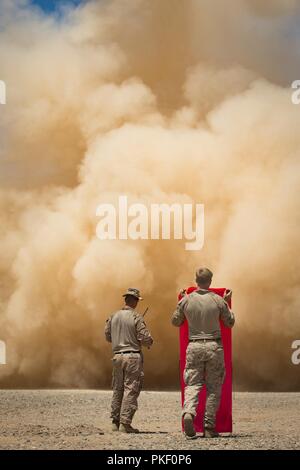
[172,289,235,429]
[105,305,153,425]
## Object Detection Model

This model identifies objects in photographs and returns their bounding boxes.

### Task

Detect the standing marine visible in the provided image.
[171,268,235,439]
[105,288,153,433]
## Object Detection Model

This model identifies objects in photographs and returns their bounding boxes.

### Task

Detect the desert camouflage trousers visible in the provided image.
[110,352,144,425]
[183,340,225,429]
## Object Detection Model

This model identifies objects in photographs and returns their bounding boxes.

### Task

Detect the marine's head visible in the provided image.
[122,288,143,309]
[195,268,213,289]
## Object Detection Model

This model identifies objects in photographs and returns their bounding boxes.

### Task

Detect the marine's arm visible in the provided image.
[134,314,153,348]
[171,296,188,327]
[104,316,112,342]
[219,298,235,328]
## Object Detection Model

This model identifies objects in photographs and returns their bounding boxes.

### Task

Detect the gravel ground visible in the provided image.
[0,390,299,450]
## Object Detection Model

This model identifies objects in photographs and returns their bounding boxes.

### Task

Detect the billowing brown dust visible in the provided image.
[0,0,299,390]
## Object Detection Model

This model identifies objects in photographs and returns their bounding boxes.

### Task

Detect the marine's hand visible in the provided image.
[179,288,187,298]
[223,289,232,303]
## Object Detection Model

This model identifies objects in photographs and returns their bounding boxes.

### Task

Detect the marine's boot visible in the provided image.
[119,423,140,434]
[204,427,220,438]
[183,413,196,439]
[112,420,119,432]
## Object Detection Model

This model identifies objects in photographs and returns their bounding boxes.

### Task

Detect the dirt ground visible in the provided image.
[0,390,299,450]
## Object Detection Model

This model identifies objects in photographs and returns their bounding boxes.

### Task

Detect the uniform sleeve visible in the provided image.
[104,317,112,342]
[171,296,188,327]
[219,299,235,328]
[134,314,153,348]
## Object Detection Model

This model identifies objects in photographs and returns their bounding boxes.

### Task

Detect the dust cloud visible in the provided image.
[0,0,299,390]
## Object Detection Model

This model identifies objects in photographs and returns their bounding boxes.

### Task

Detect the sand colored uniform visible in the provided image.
[172,289,235,429]
[105,306,153,424]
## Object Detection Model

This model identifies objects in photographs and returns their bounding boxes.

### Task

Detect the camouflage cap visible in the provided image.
[122,288,143,300]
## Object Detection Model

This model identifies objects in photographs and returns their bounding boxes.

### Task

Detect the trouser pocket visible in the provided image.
[112,356,124,390]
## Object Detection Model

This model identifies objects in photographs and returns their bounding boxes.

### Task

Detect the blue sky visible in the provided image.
[31,0,83,13]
